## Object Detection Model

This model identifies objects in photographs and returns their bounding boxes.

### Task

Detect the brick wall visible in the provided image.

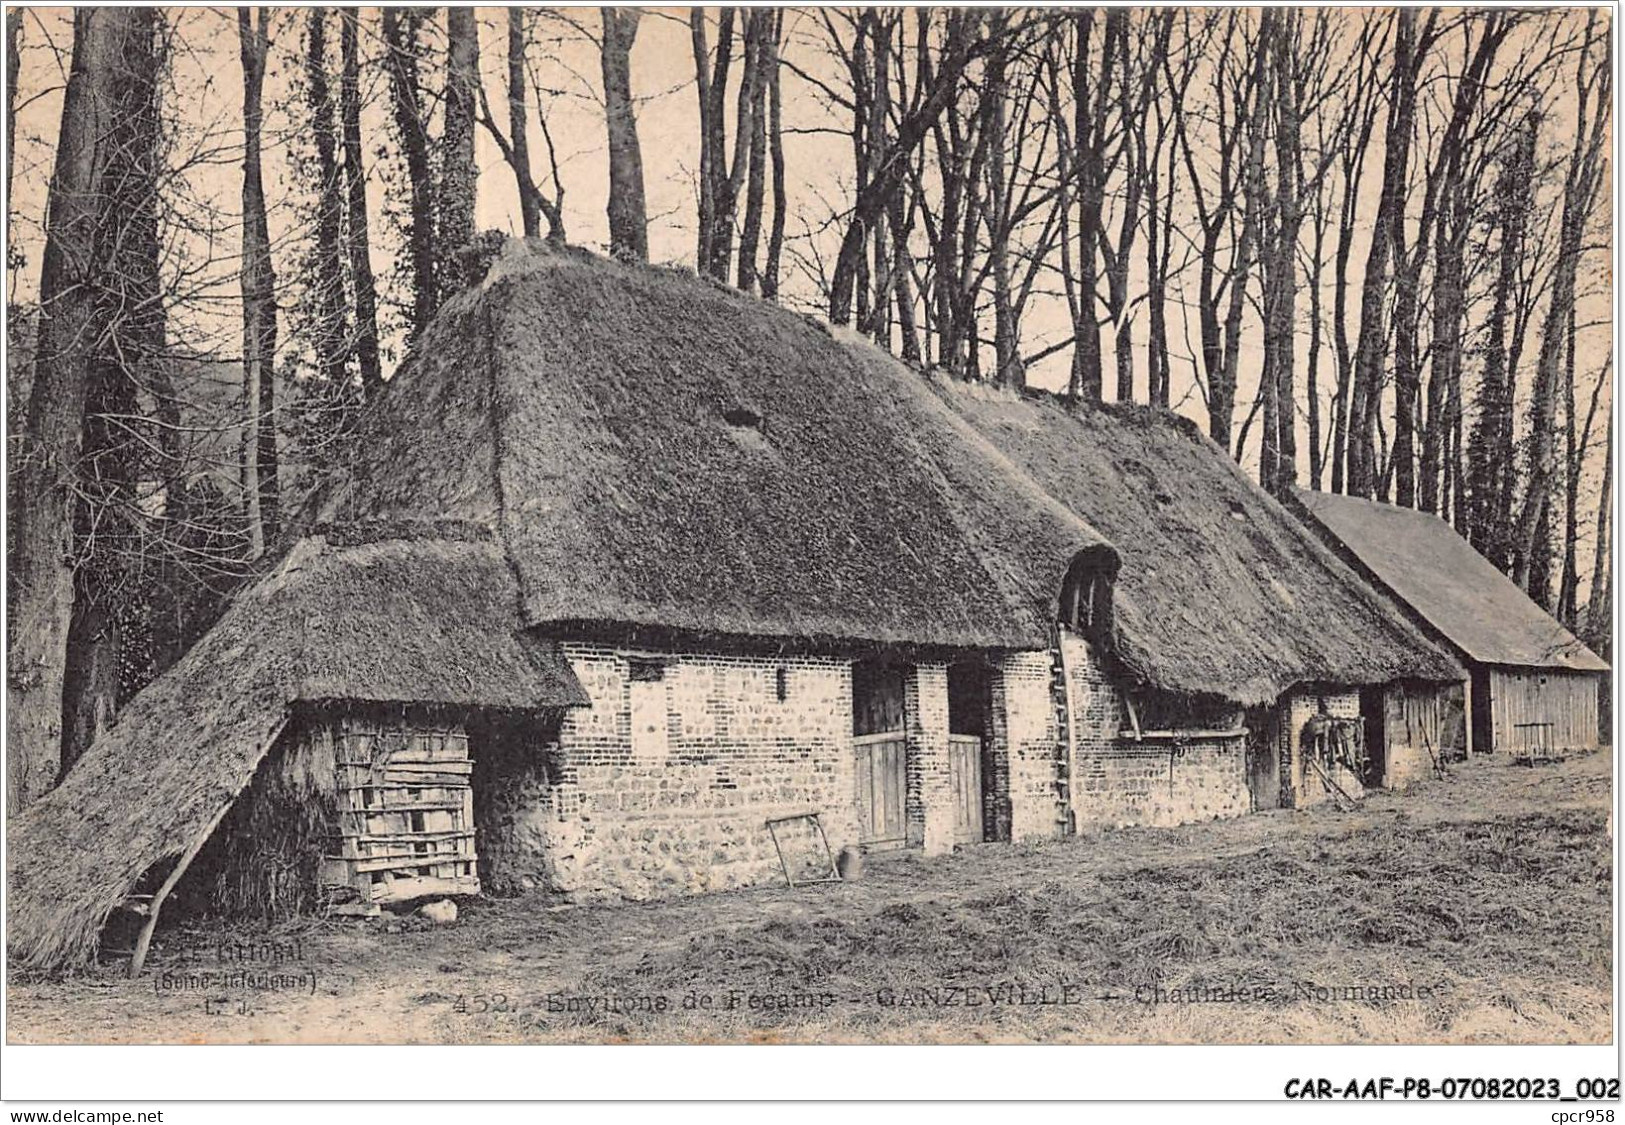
[996,650,1064,841]
[903,663,955,855]
[1061,628,1250,830]
[1279,687,1364,808]
[521,644,859,899]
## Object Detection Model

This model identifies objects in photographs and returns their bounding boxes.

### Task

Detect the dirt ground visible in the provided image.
[6,750,1613,1045]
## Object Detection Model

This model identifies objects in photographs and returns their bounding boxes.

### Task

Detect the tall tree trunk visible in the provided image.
[985,12,1021,388]
[306,9,348,391]
[601,7,647,262]
[6,10,19,209]
[1558,304,1582,629]
[440,7,479,291]
[1468,112,1537,567]
[1390,221,1420,507]
[507,10,541,240]
[1069,10,1106,400]
[1347,11,1420,498]
[1306,177,1329,490]
[238,7,276,559]
[736,11,770,291]
[761,10,786,299]
[381,7,436,341]
[1513,24,1608,593]
[10,8,143,811]
[340,8,381,398]
[1422,189,1467,514]
[62,7,165,774]
[1218,33,1269,456]
[1585,410,1613,655]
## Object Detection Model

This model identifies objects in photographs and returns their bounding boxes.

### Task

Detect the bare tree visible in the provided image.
[601,7,647,261]
[440,6,479,288]
[10,8,152,810]
[305,9,348,393]
[238,7,276,557]
[1513,16,1610,598]
[477,9,565,244]
[760,10,787,299]
[1327,15,1387,494]
[1346,10,1440,498]
[6,10,20,208]
[381,7,436,341]
[1465,109,1538,564]
[340,8,382,396]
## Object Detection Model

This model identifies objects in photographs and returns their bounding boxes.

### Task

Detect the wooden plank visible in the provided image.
[346,852,475,875]
[371,874,480,903]
[353,800,468,812]
[129,790,245,979]
[330,829,476,843]
[384,760,473,775]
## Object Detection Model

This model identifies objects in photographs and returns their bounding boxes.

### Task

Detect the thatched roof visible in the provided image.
[314,244,1113,650]
[7,532,586,970]
[1294,488,1608,674]
[931,383,1465,703]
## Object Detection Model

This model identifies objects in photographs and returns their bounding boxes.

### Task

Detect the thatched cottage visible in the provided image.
[8,245,1463,970]
[1294,489,1608,757]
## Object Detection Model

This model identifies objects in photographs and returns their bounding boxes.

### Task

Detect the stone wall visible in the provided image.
[532,644,860,898]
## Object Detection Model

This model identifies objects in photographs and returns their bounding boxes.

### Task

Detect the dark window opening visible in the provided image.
[852,659,906,736]
[947,661,991,737]
[628,657,666,683]
[1059,549,1117,643]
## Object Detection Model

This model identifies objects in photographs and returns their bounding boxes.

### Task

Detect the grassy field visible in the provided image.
[6,750,1612,1045]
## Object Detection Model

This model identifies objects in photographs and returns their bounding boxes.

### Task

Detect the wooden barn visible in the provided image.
[1294,489,1609,758]
[8,243,1465,971]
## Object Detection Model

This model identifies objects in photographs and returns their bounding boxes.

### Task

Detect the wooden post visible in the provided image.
[128,797,237,978]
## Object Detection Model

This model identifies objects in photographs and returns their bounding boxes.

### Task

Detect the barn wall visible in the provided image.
[1060,630,1250,830]
[1487,668,1601,755]
[1380,681,1466,789]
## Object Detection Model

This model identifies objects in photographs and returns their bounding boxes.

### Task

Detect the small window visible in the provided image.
[628,657,666,683]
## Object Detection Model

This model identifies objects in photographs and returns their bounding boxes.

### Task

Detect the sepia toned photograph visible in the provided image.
[2,2,1614,1061]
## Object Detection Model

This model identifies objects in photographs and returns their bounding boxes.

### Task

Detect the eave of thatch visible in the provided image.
[932,382,1466,703]
[1294,488,1608,674]
[319,244,1117,651]
[7,534,585,970]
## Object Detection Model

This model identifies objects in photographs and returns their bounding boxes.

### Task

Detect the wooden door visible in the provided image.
[949,735,984,843]
[1244,706,1279,810]
[855,733,907,849]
